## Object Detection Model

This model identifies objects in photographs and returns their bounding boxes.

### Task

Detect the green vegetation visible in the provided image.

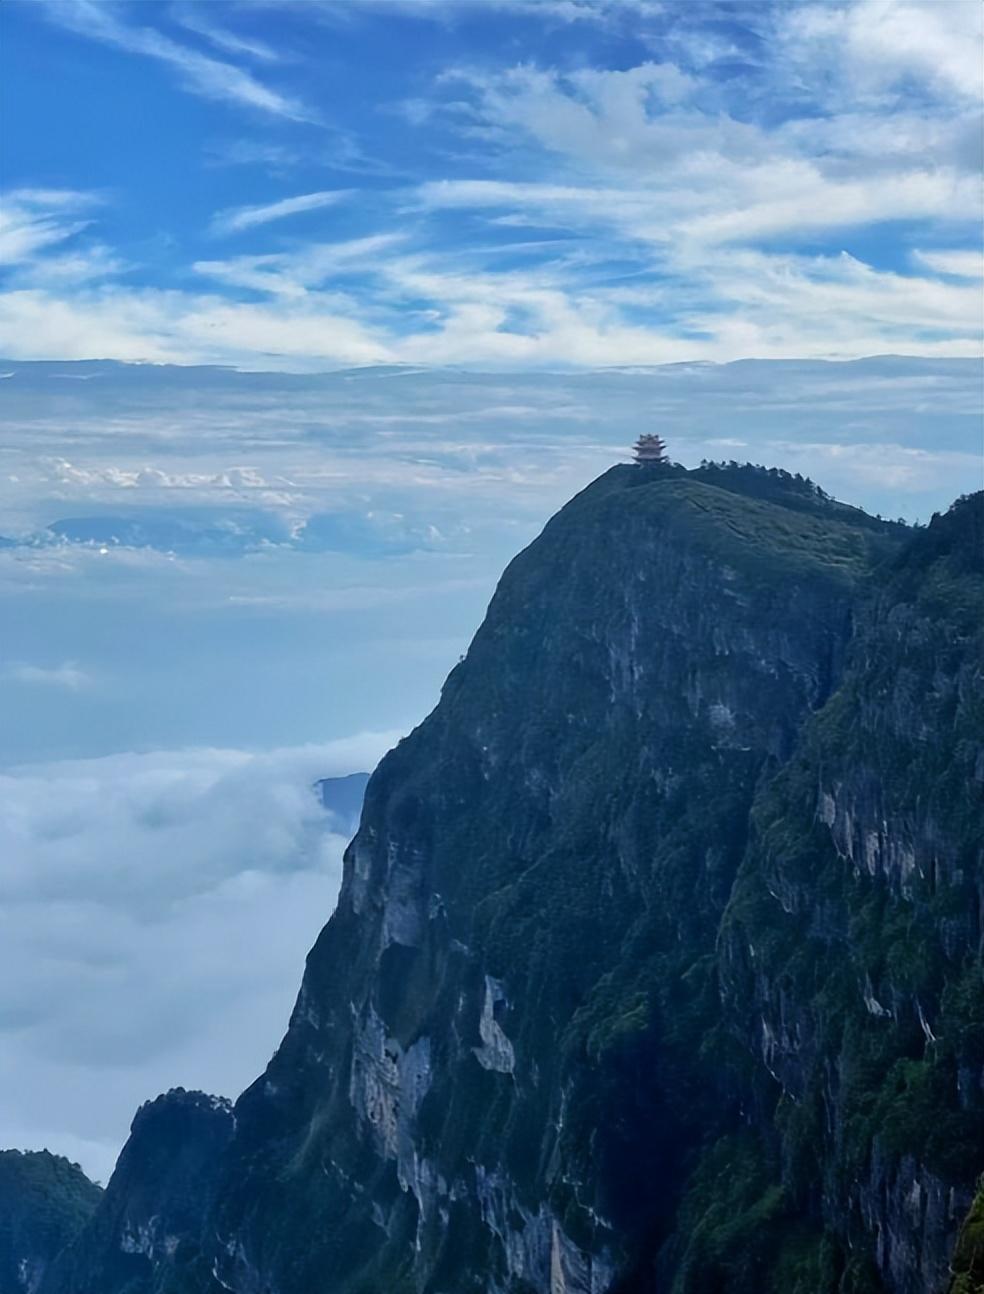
[0,1149,101,1291]
[666,1132,867,1294]
[951,1185,984,1294]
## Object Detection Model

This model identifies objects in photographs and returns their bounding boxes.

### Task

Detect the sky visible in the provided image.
[0,0,981,1185]
[1,0,982,366]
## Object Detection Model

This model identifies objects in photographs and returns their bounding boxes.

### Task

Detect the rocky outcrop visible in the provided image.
[44,1090,234,1294]
[37,469,983,1294]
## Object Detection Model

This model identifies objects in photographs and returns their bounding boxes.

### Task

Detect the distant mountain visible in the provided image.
[34,465,984,1293]
[0,1150,101,1293]
[46,512,293,556]
[316,771,370,838]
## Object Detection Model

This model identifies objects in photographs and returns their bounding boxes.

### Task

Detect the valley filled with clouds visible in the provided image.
[0,737,394,1185]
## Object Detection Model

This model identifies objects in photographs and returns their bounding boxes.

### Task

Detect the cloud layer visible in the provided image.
[0,736,395,1184]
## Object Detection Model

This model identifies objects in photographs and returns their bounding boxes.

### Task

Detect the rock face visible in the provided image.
[45,1091,234,1294]
[0,1150,101,1294]
[39,467,984,1294]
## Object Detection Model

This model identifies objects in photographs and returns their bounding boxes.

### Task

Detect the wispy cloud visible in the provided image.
[914,249,983,280]
[426,60,979,243]
[6,661,92,690]
[204,139,303,172]
[7,1,982,370]
[170,2,284,63]
[194,233,406,295]
[0,189,99,264]
[299,0,667,22]
[210,191,350,236]
[2,246,981,371]
[39,0,315,120]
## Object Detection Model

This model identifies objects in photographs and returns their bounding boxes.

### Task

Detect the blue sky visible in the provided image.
[2,0,981,366]
[1,0,982,1185]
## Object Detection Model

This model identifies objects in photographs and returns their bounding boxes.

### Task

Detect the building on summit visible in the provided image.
[632,434,667,466]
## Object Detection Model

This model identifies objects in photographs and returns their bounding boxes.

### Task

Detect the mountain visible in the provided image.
[37,464,983,1293]
[0,1151,101,1293]
[34,1092,234,1294]
[316,771,371,838]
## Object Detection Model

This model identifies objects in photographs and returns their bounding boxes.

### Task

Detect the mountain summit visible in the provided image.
[34,464,984,1294]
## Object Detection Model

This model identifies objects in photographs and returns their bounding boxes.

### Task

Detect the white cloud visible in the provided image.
[204,138,303,171]
[1,251,980,370]
[914,248,984,279]
[312,0,667,21]
[5,5,982,369]
[10,245,129,288]
[0,181,978,370]
[0,189,99,265]
[0,285,392,367]
[170,3,284,63]
[0,736,396,1183]
[670,247,984,353]
[41,456,273,492]
[430,62,980,243]
[779,0,984,102]
[193,232,406,297]
[210,191,350,236]
[5,661,92,690]
[678,166,976,246]
[766,439,982,498]
[40,0,314,121]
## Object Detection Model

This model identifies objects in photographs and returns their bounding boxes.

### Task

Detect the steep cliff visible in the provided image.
[40,467,982,1294]
[715,490,984,1294]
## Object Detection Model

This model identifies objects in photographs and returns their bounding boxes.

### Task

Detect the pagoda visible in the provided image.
[632,433,667,466]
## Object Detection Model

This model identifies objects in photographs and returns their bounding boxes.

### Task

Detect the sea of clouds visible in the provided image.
[0,735,396,1184]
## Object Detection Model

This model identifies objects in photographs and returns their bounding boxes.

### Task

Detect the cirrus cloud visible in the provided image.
[209,190,351,236]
